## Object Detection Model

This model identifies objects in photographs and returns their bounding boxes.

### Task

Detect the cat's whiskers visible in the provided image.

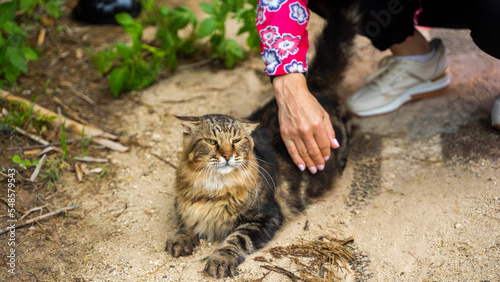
[246,160,276,192]
[254,156,275,165]
[238,161,261,205]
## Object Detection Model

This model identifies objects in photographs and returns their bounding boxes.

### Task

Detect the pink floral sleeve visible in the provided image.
[256,0,310,76]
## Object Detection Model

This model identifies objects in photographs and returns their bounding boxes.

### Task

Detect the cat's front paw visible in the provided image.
[165,234,198,257]
[204,250,242,278]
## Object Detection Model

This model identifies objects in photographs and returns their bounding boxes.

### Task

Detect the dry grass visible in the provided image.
[254,236,355,281]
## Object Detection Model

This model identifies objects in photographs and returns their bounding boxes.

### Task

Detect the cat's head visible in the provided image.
[176,114,259,175]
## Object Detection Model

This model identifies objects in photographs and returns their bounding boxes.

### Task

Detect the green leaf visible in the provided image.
[45,0,62,19]
[199,3,216,15]
[115,12,135,26]
[169,6,196,30]
[246,32,260,51]
[109,68,127,96]
[6,46,28,73]
[19,0,37,11]
[198,18,217,38]
[0,1,16,25]
[93,49,117,73]
[23,47,40,61]
[12,155,21,164]
[115,43,133,61]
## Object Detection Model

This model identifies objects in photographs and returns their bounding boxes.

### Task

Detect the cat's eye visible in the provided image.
[232,139,241,144]
[205,139,217,145]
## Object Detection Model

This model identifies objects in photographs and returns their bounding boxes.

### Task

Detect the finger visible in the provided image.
[325,118,339,149]
[293,138,319,174]
[302,134,324,172]
[315,119,333,163]
[283,138,306,171]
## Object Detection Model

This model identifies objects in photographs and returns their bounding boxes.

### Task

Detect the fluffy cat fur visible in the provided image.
[166,0,359,278]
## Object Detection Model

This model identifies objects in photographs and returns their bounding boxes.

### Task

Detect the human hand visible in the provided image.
[272,73,340,174]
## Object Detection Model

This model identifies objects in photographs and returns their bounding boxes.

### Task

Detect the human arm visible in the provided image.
[256,0,339,173]
[272,73,339,173]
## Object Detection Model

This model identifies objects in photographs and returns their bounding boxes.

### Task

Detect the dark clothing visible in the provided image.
[338,0,500,59]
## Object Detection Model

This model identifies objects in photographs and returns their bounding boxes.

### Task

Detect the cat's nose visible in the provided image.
[222,153,232,161]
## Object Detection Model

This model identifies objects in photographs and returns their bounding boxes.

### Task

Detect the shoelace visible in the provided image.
[365,56,408,88]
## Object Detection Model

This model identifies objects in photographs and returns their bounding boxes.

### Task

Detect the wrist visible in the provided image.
[273,73,309,102]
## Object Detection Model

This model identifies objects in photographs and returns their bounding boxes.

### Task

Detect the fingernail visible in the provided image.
[308,166,317,174]
[333,138,340,148]
[323,156,330,161]
[317,165,325,171]
[298,164,305,171]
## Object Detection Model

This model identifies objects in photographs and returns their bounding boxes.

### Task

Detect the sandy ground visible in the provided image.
[3,12,500,281]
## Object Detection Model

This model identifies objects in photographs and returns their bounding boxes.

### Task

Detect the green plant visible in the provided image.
[40,158,63,189]
[198,0,259,68]
[80,126,91,157]
[155,6,198,70]
[0,1,40,88]
[0,101,56,133]
[12,155,39,170]
[92,0,259,96]
[92,13,167,96]
[19,0,63,19]
[96,166,107,181]
[1,102,34,128]
[60,120,68,161]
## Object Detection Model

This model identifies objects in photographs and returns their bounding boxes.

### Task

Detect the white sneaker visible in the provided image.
[493,94,500,130]
[346,38,450,117]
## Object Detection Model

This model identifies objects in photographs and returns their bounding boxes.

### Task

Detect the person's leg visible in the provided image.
[346,0,451,116]
[417,0,500,129]
[389,30,431,56]
[416,0,500,59]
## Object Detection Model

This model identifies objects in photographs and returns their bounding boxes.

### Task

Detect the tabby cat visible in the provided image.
[165,0,359,278]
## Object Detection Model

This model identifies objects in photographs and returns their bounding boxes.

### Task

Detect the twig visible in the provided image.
[260,265,300,282]
[37,146,56,156]
[19,204,49,221]
[113,203,128,218]
[161,95,206,104]
[60,82,96,106]
[52,96,88,124]
[0,90,117,140]
[37,28,46,46]
[75,163,83,182]
[0,203,80,235]
[14,126,49,145]
[74,156,109,163]
[152,153,177,169]
[92,137,129,152]
[4,138,82,151]
[2,91,129,152]
[30,154,46,182]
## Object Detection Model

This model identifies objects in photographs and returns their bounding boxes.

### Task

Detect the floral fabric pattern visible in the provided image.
[271,34,301,58]
[257,0,310,76]
[260,0,287,12]
[289,2,308,25]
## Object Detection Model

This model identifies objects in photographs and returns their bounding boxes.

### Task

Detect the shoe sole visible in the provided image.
[353,70,451,117]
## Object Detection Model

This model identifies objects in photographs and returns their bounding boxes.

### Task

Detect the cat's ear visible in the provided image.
[238,118,259,133]
[175,116,201,134]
